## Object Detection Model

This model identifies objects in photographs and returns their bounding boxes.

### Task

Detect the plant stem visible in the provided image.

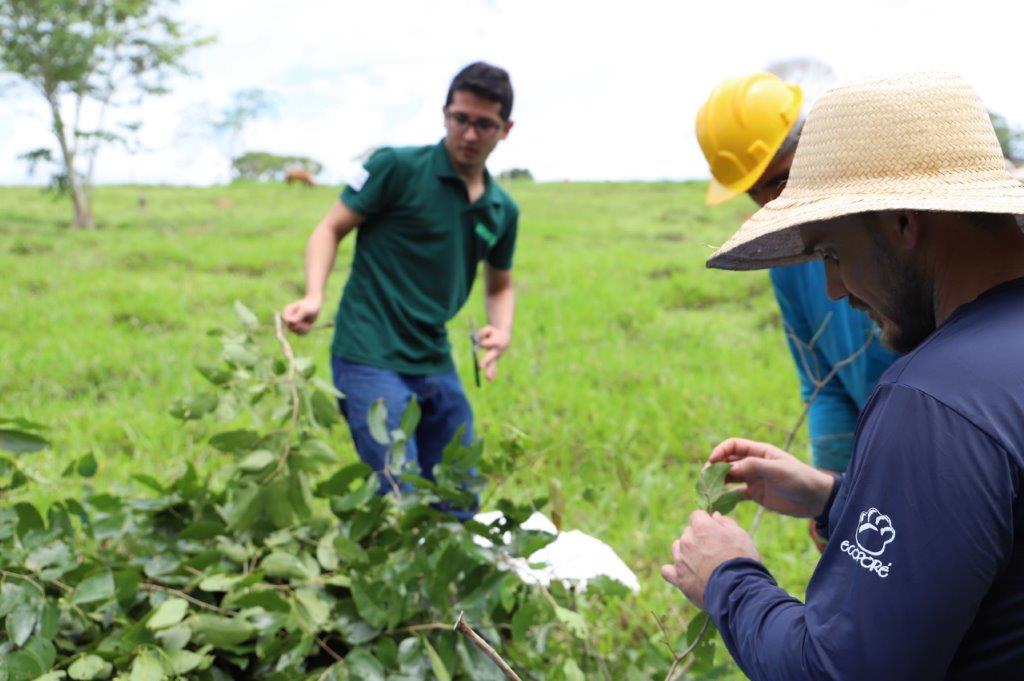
[454,611,522,681]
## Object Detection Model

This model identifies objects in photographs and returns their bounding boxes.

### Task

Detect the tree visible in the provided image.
[210,88,275,175]
[989,110,1024,164]
[498,168,534,182]
[231,151,322,182]
[0,0,210,229]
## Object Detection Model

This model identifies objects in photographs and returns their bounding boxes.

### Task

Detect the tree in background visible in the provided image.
[498,168,534,182]
[0,0,210,229]
[232,151,322,182]
[989,110,1024,164]
[209,88,276,176]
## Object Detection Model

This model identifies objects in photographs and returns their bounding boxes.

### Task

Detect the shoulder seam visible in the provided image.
[881,382,1012,459]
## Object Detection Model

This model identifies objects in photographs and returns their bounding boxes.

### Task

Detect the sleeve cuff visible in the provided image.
[814,473,844,539]
[704,557,776,620]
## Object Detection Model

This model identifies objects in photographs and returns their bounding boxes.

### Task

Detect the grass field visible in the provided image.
[0,180,822,677]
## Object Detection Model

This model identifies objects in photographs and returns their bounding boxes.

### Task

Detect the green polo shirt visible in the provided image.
[332,140,519,375]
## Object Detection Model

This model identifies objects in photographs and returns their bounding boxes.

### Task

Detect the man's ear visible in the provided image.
[877,210,923,253]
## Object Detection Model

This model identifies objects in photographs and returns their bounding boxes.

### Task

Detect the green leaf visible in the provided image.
[129,649,165,681]
[0,428,48,454]
[711,488,745,515]
[697,462,731,509]
[345,649,385,681]
[154,624,192,652]
[146,597,189,630]
[311,390,340,428]
[209,429,260,453]
[0,417,46,431]
[25,542,71,573]
[38,602,59,640]
[190,614,255,647]
[6,603,38,647]
[196,363,232,386]
[13,502,43,540]
[131,474,166,494]
[76,453,98,478]
[317,531,339,571]
[291,588,331,629]
[351,578,389,629]
[260,551,315,581]
[333,535,369,565]
[68,654,113,680]
[368,399,390,445]
[72,570,116,605]
[233,300,259,329]
[230,590,289,613]
[35,671,68,681]
[683,611,718,672]
[398,399,421,439]
[421,636,451,681]
[554,606,588,638]
[198,574,242,592]
[332,480,377,513]
[167,648,209,675]
[179,520,225,540]
[237,450,275,472]
[316,462,373,497]
[563,658,586,681]
[168,393,218,421]
[222,342,258,368]
[7,636,56,680]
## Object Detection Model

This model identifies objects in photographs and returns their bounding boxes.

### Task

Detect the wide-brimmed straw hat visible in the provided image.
[706,71,1024,271]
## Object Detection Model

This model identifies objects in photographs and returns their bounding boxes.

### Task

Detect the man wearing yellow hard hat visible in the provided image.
[696,73,898,473]
[695,73,899,547]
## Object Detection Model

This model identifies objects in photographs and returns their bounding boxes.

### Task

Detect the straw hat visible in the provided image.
[706,71,1024,271]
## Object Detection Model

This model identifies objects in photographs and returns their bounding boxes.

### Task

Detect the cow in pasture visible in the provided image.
[284,168,315,187]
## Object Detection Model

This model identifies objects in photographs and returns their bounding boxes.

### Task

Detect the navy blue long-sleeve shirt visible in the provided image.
[705,277,1024,679]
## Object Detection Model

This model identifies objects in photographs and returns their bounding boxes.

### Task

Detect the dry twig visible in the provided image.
[454,611,522,681]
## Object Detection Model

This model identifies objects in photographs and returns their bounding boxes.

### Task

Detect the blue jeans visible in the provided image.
[331,356,477,516]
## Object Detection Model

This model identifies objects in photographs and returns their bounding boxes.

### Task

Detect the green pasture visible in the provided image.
[0,180,821,676]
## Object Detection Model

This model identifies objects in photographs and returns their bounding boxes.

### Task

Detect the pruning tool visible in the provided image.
[469,318,482,388]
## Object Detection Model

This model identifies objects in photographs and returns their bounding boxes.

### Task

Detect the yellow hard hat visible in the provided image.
[696,73,803,206]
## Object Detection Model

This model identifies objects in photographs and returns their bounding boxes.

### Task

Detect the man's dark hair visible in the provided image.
[445,62,513,120]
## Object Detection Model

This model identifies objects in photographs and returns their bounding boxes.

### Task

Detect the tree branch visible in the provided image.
[454,611,522,681]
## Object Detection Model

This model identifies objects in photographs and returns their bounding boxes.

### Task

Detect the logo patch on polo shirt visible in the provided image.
[341,164,370,192]
[475,222,497,247]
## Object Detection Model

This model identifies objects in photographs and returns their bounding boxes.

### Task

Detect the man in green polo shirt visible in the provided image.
[282,62,518,517]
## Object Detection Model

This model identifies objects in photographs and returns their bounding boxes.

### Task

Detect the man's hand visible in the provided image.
[709,438,836,519]
[282,295,322,334]
[477,325,510,381]
[661,511,759,609]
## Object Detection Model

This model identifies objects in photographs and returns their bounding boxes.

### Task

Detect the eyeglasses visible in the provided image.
[445,111,504,136]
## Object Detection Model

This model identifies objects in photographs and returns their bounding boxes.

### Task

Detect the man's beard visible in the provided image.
[873,250,936,354]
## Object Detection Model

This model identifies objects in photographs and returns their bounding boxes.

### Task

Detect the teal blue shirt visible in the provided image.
[771,261,899,470]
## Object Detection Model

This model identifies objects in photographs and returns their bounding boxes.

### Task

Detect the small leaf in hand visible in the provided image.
[711,489,744,515]
[697,462,730,509]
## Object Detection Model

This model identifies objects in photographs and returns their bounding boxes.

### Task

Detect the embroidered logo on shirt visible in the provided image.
[475,222,497,247]
[839,507,895,578]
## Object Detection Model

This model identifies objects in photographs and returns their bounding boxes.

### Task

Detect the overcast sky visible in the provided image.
[1,0,1021,185]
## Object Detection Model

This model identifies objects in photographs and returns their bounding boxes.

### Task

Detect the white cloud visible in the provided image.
[1,0,1022,184]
